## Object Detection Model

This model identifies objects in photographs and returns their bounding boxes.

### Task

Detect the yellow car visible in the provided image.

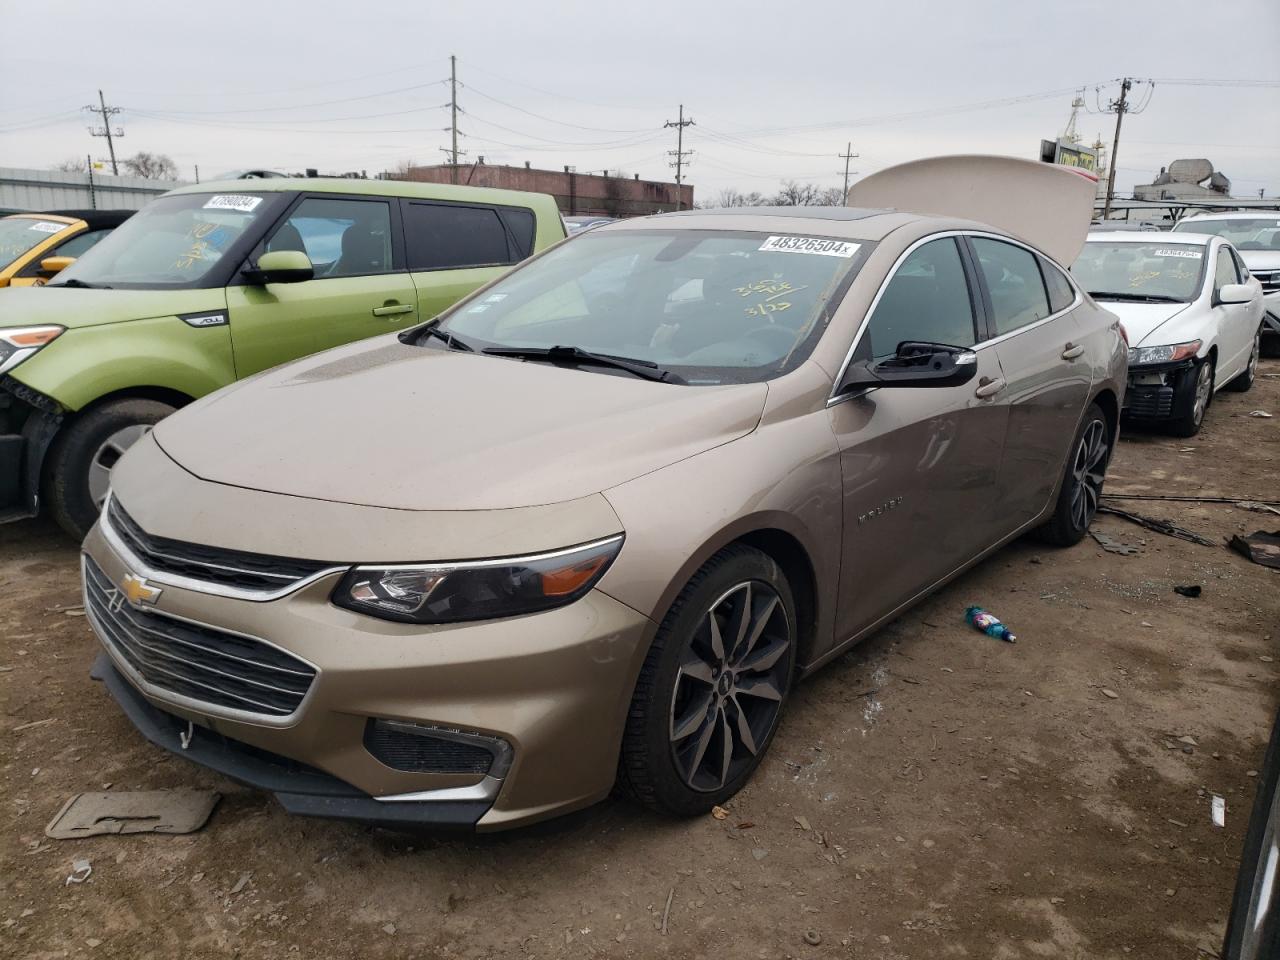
[0,210,132,288]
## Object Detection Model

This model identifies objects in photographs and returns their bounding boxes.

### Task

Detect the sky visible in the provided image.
[2,0,1277,201]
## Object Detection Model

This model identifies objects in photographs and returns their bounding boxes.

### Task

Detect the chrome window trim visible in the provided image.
[100,493,349,602]
[827,230,1082,408]
[82,554,320,728]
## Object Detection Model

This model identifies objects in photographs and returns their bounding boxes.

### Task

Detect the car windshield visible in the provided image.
[0,217,66,270]
[1071,241,1206,302]
[1173,217,1280,251]
[432,229,871,385]
[49,192,274,289]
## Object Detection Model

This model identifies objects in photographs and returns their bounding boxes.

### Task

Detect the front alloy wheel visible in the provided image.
[670,581,791,792]
[620,545,797,816]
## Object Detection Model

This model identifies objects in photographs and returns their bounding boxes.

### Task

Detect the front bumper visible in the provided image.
[81,515,653,832]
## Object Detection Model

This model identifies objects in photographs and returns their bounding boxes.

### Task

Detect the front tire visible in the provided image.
[1037,403,1111,547]
[44,398,175,540]
[1168,356,1214,437]
[618,545,797,816]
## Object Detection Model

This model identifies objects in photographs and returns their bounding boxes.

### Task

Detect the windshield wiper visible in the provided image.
[49,278,109,289]
[1088,291,1183,303]
[483,345,684,384]
[418,325,474,352]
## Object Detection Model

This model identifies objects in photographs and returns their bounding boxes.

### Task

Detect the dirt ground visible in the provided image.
[3,363,1278,960]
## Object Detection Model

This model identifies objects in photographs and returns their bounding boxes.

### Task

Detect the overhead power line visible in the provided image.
[459,83,651,134]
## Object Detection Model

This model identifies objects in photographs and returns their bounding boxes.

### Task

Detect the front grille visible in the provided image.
[1254,271,1279,294]
[1125,384,1175,419]
[106,497,335,594]
[364,719,503,775]
[84,555,315,717]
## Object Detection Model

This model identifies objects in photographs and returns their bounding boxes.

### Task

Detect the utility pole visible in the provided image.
[84,89,122,175]
[839,142,859,202]
[447,55,463,185]
[665,105,694,210]
[1102,78,1132,223]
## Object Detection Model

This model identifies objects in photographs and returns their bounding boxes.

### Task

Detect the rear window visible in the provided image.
[1040,257,1076,313]
[404,202,513,270]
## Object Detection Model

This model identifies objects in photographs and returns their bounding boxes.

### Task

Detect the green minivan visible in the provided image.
[0,178,565,538]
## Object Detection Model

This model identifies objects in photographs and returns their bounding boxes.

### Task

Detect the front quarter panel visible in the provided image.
[9,312,236,411]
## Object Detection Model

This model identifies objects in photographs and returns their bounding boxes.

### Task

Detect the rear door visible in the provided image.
[969,235,1092,532]
[225,194,417,377]
[829,235,1009,640]
[401,200,536,321]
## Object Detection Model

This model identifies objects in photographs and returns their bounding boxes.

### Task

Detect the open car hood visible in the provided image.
[847,155,1098,266]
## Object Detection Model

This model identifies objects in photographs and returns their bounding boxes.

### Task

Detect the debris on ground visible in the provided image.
[1237,502,1280,517]
[1173,585,1203,598]
[1101,688,1120,700]
[1227,530,1280,570]
[1090,530,1140,556]
[1247,410,1273,418]
[661,888,674,935]
[803,930,822,945]
[965,606,1016,643]
[230,872,252,895]
[710,805,729,820]
[1097,504,1216,547]
[65,859,92,885]
[46,790,221,839]
[1211,796,1226,828]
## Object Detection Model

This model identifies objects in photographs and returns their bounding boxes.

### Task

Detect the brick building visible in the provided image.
[391,161,693,217]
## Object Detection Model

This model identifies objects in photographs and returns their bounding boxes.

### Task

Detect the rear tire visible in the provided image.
[1168,356,1214,438]
[618,545,797,817]
[1036,403,1111,547]
[1223,326,1261,393]
[45,398,175,541]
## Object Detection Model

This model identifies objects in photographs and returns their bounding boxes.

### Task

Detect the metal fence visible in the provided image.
[0,167,185,213]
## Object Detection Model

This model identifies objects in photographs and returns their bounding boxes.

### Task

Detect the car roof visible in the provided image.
[41,209,134,229]
[165,177,558,211]
[1178,211,1278,221]
[1086,231,1216,244]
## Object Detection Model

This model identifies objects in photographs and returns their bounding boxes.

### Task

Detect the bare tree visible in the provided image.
[709,187,768,208]
[386,159,418,180]
[122,152,178,180]
[51,158,86,173]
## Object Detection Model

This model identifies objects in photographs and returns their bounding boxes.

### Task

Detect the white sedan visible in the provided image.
[1072,232,1265,436]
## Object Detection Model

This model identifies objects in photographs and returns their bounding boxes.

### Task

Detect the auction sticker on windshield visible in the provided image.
[1155,248,1202,259]
[28,222,64,233]
[202,195,263,213]
[759,236,860,257]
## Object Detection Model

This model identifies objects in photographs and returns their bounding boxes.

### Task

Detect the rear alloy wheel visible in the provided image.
[1037,403,1111,547]
[44,398,175,541]
[1224,326,1261,393]
[619,545,796,816]
[1169,356,1214,437]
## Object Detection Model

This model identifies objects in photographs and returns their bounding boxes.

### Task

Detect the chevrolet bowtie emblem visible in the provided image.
[116,573,162,609]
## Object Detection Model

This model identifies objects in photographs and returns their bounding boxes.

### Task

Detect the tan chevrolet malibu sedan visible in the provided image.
[81,157,1127,831]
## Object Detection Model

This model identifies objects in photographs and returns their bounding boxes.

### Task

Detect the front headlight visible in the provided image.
[1127,339,1201,366]
[0,325,64,376]
[333,535,624,624]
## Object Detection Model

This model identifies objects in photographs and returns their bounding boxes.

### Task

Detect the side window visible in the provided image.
[1039,256,1076,313]
[404,202,512,271]
[1215,246,1239,287]
[16,228,113,277]
[863,238,976,360]
[266,197,394,278]
[1230,248,1250,280]
[498,208,536,261]
[970,237,1052,336]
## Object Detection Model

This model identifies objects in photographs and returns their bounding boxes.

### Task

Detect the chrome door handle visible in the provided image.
[974,376,1005,399]
[372,303,414,317]
[1061,342,1085,360]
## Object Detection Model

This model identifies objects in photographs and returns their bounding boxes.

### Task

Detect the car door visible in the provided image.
[828,235,1009,641]
[968,235,1092,533]
[224,194,417,377]
[1212,241,1252,380]
[401,200,535,322]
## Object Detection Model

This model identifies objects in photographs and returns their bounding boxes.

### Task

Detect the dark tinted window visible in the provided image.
[864,238,976,359]
[404,202,511,270]
[971,237,1051,335]
[57,228,114,258]
[1040,257,1076,313]
[499,208,536,260]
[268,197,393,277]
